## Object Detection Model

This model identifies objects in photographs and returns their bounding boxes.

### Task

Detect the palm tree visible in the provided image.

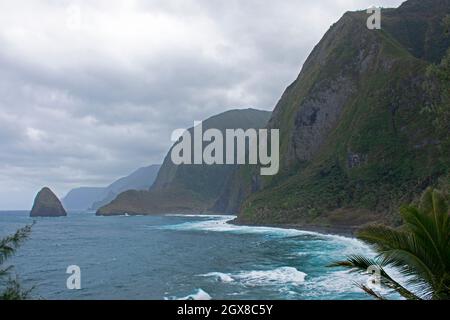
[331,188,450,300]
[0,224,34,300]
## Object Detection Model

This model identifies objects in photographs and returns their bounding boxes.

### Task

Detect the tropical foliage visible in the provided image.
[331,188,450,300]
[423,48,450,137]
[444,15,450,36]
[0,224,34,300]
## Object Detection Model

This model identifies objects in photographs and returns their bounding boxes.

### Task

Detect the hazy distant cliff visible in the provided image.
[63,165,160,211]
[97,109,271,216]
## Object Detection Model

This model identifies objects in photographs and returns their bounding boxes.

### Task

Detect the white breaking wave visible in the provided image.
[118,213,145,217]
[235,267,307,286]
[175,288,212,300]
[166,214,228,218]
[201,267,306,287]
[305,269,402,299]
[161,215,394,298]
[160,214,371,253]
[161,215,318,238]
[304,270,365,297]
[201,272,235,283]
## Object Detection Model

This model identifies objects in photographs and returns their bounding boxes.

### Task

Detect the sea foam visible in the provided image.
[201,272,235,283]
[161,214,370,252]
[201,267,306,286]
[176,288,212,300]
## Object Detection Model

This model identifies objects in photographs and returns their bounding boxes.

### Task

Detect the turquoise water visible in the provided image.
[0,211,376,300]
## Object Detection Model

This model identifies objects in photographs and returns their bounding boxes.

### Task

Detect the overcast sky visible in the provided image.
[0,0,404,209]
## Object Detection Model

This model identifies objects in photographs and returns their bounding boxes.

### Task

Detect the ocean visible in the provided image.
[0,211,380,300]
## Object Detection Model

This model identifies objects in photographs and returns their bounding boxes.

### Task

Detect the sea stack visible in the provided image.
[30,187,67,217]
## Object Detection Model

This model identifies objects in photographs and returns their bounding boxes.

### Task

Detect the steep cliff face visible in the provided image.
[151,109,271,197]
[230,0,450,228]
[30,187,67,217]
[97,109,271,216]
[382,0,450,63]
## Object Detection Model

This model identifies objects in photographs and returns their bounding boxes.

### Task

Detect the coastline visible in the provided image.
[230,218,359,238]
[3,209,361,238]
[95,211,361,238]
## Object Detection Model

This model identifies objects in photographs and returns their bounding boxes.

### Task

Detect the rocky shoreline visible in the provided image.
[230,218,359,238]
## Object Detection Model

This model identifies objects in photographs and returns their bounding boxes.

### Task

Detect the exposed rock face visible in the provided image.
[221,0,450,228]
[288,77,355,164]
[30,187,67,217]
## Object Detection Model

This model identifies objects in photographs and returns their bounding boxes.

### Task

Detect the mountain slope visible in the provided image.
[382,0,450,63]
[63,164,161,211]
[226,0,449,229]
[97,108,271,216]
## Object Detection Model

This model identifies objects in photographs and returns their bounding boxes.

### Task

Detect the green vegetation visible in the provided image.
[0,224,34,300]
[423,48,450,139]
[443,15,450,36]
[331,188,449,300]
[234,1,450,228]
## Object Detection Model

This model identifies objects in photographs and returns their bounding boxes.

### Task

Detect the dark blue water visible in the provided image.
[0,211,378,300]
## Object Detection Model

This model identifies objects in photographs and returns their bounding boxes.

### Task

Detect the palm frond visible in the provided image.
[355,283,386,300]
[400,206,444,264]
[0,223,33,265]
[358,222,443,291]
[0,265,14,277]
[329,255,421,300]
[0,224,35,300]
[419,188,449,243]
[0,277,34,300]
[331,188,449,300]
[329,255,383,270]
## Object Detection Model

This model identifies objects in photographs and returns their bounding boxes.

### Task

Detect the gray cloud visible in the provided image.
[0,0,404,209]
